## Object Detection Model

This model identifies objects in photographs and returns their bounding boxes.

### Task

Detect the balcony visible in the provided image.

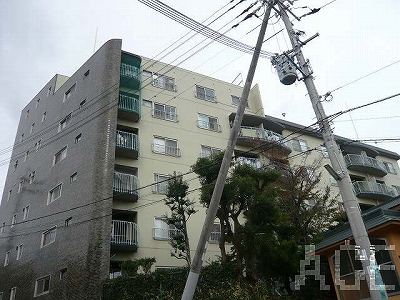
[113,171,139,202]
[236,156,261,169]
[115,130,139,159]
[120,63,140,90]
[111,220,138,251]
[237,127,292,154]
[352,181,396,201]
[344,154,387,177]
[118,93,140,122]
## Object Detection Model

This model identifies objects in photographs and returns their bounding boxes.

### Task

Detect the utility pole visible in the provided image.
[277,3,388,299]
[181,2,273,299]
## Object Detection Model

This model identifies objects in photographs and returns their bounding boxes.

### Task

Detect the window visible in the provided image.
[195,85,216,101]
[47,86,52,97]
[142,99,152,107]
[292,138,309,152]
[70,172,77,183]
[29,171,36,184]
[20,133,24,143]
[58,114,71,132]
[13,160,18,172]
[320,146,329,158]
[65,217,72,227]
[41,227,56,247]
[153,174,170,194]
[153,218,177,240]
[54,146,67,165]
[200,145,221,157]
[60,268,67,280]
[18,180,23,193]
[36,98,40,108]
[64,84,76,101]
[22,206,29,220]
[16,245,23,260]
[24,150,29,162]
[152,74,176,91]
[11,215,17,228]
[34,275,50,297]
[9,287,16,300]
[0,222,5,234]
[209,223,221,244]
[197,114,220,132]
[383,161,397,174]
[79,99,86,108]
[30,123,35,134]
[25,109,30,119]
[231,95,248,107]
[153,103,177,121]
[42,111,47,122]
[7,190,12,201]
[84,69,90,77]
[304,167,316,181]
[75,133,82,143]
[35,139,41,151]
[152,137,180,157]
[4,251,10,267]
[48,184,62,204]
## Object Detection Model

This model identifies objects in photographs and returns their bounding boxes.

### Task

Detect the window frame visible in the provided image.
[22,205,30,220]
[152,136,180,157]
[9,287,16,300]
[29,171,36,184]
[292,138,309,152]
[200,145,222,157]
[41,227,57,248]
[153,174,170,195]
[30,123,35,134]
[54,146,67,165]
[16,244,23,260]
[58,113,71,132]
[153,217,177,240]
[42,111,47,122]
[197,113,220,132]
[152,102,177,122]
[64,83,76,101]
[47,183,62,204]
[34,275,51,297]
[142,99,152,108]
[18,180,23,193]
[11,214,17,228]
[231,95,249,107]
[195,85,216,102]
[4,251,10,267]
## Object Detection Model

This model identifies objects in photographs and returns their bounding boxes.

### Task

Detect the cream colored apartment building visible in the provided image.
[1,39,399,299]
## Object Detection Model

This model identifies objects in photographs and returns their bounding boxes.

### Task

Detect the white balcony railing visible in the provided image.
[113,172,139,195]
[236,157,261,169]
[238,126,291,151]
[111,220,139,246]
[116,130,139,151]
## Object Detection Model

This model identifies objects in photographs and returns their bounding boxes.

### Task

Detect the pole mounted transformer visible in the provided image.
[270,54,298,85]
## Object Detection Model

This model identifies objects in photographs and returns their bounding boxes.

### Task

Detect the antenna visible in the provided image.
[93,27,98,53]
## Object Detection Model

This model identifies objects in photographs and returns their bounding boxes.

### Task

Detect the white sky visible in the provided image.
[1,0,400,193]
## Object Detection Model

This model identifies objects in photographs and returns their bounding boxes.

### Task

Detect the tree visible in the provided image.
[164,173,197,268]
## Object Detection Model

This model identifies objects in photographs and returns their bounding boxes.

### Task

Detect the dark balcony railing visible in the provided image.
[120,63,140,89]
[118,93,140,121]
[116,130,139,159]
[344,154,387,177]
[352,181,396,201]
[111,220,138,250]
[113,171,139,201]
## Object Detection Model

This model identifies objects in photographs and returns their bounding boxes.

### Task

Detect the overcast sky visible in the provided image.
[1,0,400,193]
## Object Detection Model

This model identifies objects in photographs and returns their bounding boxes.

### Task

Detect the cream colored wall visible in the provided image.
[113,57,260,267]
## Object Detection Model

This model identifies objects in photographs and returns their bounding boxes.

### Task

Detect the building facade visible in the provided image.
[0,39,399,299]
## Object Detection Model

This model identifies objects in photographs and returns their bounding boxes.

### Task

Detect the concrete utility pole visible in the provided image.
[181,2,273,299]
[278,3,388,299]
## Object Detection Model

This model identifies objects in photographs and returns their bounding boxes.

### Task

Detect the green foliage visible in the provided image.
[121,257,156,277]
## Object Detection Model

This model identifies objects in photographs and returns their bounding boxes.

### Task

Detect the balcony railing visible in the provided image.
[152,109,178,122]
[153,227,180,240]
[236,157,261,169]
[113,172,139,200]
[118,93,140,120]
[197,120,221,132]
[344,154,387,177]
[111,220,139,248]
[352,181,396,201]
[237,126,291,153]
[120,63,140,81]
[116,130,139,159]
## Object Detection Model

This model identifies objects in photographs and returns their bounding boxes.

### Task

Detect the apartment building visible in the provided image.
[0,39,399,299]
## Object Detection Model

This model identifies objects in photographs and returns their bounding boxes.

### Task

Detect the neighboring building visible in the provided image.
[315,196,400,300]
[0,39,399,299]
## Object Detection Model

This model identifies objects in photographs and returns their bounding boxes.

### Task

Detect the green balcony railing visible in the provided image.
[120,63,140,81]
[118,93,140,116]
